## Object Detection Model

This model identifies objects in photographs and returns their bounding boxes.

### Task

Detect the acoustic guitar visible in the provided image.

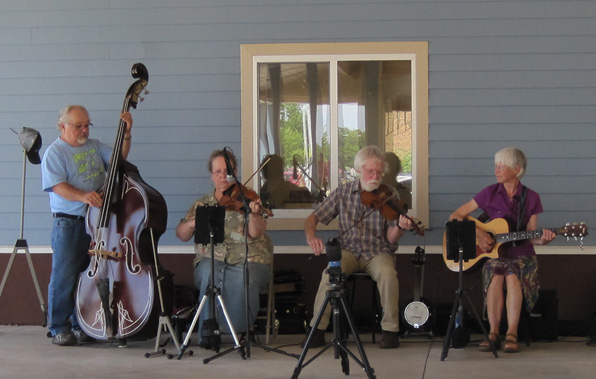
[442,216,588,272]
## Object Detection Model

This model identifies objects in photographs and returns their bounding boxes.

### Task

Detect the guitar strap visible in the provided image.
[514,185,528,246]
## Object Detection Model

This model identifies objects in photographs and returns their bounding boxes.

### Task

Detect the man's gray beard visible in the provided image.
[77,136,88,145]
[361,179,380,192]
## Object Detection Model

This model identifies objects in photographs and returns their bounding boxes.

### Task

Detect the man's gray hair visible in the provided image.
[354,146,386,174]
[57,105,87,131]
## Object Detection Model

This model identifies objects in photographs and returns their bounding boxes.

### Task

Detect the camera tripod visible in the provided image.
[292,272,376,379]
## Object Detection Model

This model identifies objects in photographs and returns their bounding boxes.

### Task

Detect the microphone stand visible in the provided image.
[221,149,298,361]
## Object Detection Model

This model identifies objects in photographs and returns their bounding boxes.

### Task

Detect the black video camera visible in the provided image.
[325,238,342,285]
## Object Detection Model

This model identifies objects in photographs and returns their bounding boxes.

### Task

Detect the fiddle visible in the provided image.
[360,184,425,236]
[219,182,274,218]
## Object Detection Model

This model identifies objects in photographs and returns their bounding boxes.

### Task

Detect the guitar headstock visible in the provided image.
[558,222,589,240]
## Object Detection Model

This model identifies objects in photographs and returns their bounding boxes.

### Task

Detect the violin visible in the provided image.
[219,182,274,218]
[360,184,425,236]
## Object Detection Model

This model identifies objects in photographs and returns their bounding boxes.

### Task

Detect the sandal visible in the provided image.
[503,333,519,353]
[479,332,501,351]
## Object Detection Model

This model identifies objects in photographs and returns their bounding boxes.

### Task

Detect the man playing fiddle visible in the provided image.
[303,145,412,349]
[175,148,272,347]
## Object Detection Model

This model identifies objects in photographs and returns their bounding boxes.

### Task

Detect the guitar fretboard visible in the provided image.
[495,228,559,243]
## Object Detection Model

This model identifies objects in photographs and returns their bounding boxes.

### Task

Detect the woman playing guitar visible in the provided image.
[448,147,556,354]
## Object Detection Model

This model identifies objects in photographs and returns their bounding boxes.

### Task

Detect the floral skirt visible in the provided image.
[482,255,539,314]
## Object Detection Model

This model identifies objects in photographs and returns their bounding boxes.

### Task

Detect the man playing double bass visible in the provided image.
[41,105,133,346]
[303,145,412,349]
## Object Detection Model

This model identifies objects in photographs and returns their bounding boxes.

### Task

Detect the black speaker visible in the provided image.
[527,289,558,341]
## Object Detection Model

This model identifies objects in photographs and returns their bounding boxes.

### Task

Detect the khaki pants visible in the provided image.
[309,250,400,332]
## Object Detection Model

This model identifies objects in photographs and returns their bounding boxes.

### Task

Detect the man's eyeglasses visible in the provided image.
[66,122,93,131]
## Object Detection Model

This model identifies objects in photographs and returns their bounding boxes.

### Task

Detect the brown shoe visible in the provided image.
[503,333,519,353]
[301,328,326,348]
[379,330,400,349]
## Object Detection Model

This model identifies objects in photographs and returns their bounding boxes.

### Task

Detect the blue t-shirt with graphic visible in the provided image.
[41,137,112,216]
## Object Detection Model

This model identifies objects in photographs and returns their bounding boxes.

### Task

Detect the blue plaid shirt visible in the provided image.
[313,180,399,259]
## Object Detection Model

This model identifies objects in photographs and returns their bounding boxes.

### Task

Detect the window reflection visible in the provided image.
[336,60,413,207]
[257,60,413,210]
[257,62,330,208]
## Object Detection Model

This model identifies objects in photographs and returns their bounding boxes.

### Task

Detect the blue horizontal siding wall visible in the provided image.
[0,0,594,247]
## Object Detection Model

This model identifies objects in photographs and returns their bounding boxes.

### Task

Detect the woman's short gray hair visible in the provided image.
[57,105,87,131]
[353,146,386,174]
[494,147,527,179]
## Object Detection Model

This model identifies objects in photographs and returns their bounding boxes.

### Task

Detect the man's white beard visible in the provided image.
[77,136,88,145]
[361,179,380,192]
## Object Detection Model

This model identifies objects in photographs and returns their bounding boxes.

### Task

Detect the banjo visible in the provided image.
[403,246,432,330]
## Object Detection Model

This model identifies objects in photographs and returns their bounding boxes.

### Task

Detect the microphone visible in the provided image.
[292,155,298,180]
[223,147,235,183]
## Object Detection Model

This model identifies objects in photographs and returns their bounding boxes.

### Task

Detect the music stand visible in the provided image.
[441,219,498,360]
[176,205,245,361]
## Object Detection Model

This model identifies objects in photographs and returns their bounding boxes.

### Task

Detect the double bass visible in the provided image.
[75,63,169,340]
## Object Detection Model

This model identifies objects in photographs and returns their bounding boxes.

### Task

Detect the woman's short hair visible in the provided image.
[208,149,237,173]
[57,105,87,131]
[494,147,527,179]
[354,146,386,174]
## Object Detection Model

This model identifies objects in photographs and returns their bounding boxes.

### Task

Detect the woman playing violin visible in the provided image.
[175,149,272,345]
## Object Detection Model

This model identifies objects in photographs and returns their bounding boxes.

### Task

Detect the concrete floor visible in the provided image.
[1,325,595,378]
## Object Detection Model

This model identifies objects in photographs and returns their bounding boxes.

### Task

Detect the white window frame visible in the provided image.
[241,41,428,230]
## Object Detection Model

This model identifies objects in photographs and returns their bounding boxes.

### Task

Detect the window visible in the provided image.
[241,42,428,230]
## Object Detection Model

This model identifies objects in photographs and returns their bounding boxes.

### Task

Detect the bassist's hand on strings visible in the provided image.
[82,191,103,208]
[120,112,133,132]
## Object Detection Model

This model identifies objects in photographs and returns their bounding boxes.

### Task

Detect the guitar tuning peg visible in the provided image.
[139,97,145,102]
[144,89,150,95]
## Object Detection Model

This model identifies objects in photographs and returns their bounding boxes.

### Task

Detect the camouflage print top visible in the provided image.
[180,192,273,267]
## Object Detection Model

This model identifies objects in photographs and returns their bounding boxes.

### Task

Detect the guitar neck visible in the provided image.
[495,228,557,244]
